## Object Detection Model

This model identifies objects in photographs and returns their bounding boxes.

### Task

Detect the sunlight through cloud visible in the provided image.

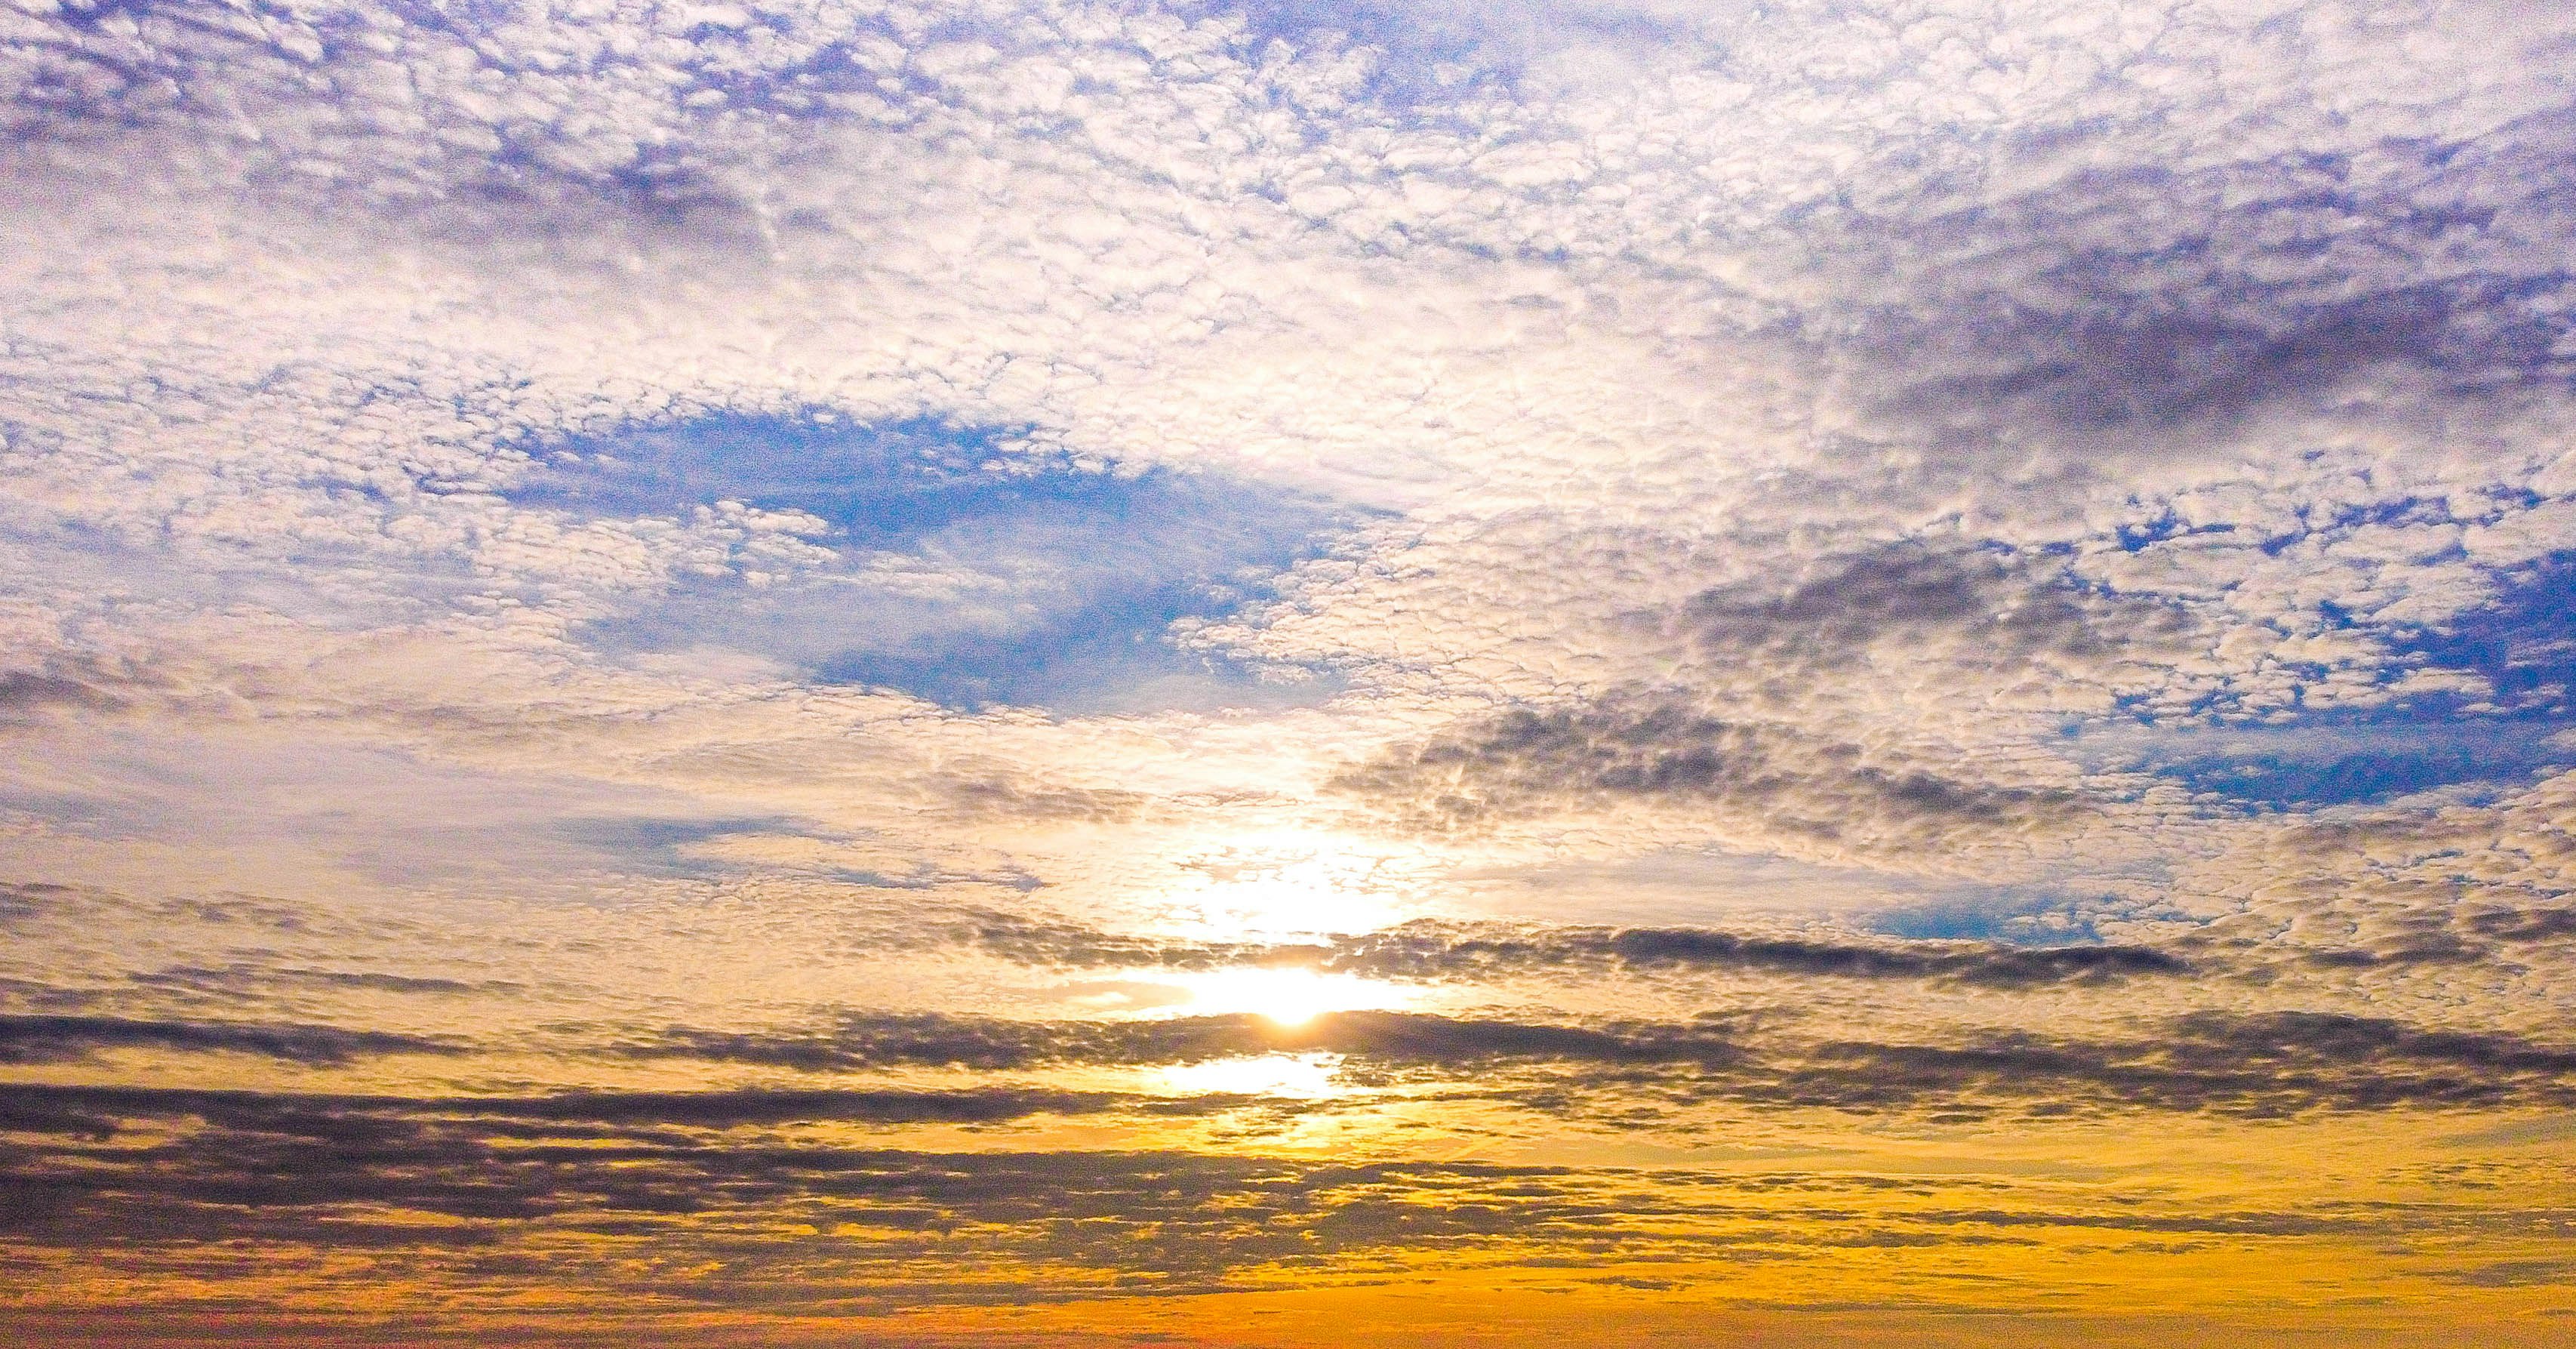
[1172,967,1401,1027]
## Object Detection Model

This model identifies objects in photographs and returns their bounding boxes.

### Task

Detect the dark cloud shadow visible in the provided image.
[0,1013,459,1066]
[1839,106,2576,448]
[0,1076,2439,1314]
[1331,690,2082,848]
[613,1005,2576,1121]
[1663,540,2189,682]
[933,909,2184,988]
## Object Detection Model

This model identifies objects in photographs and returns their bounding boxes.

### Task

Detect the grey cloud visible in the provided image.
[932,772,1148,826]
[0,652,167,728]
[940,908,2184,988]
[452,1085,1162,1131]
[626,1006,2576,1120]
[127,963,519,997]
[936,906,1316,972]
[2465,907,2576,944]
[0,1007,2557,1314]
[0,881,69,926]
[4,0,823,235]
[0,1083,1166,1147]
[1322,922,2185,989]
[1714,1011,2576,1120]
[1862,264,2576,448]
[1662,541,2190,686]
[0,670,127,716]
[2426,1258,2576,1289]
[0,1082,2439,1311]
[0,1013,460,1065]
[635,1009,1751,1076]
[1332,692,2083,846]
[1803,98,2576,457]
[2297,941,2486,971]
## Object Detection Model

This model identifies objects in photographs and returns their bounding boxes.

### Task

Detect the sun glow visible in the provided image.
[1156,832,1437,941]
[1156,1052,1343,1098]
[1175,966,1396,1027]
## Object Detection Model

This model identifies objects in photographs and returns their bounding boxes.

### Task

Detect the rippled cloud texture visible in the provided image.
[5,0,2576,1344]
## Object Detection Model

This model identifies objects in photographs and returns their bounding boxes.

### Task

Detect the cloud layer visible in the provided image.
[6,0,2576,1341]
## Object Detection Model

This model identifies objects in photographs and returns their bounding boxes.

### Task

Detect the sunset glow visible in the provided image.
[1178,967,1393,1026]
[5,1,2576,1345]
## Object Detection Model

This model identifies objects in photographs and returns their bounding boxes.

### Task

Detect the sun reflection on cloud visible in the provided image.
[1156,1052,1343,1098]
[1160,833,1433,940]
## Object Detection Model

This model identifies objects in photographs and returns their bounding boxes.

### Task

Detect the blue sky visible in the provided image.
[508,412,1357,709]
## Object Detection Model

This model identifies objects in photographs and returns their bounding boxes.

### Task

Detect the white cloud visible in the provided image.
[2,0,2574,1040]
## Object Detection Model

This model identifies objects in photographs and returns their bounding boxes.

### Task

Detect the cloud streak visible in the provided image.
[0,1013,459,1066]
[0,1080,2516,1313]
[629,1006,2576,1121]
[944,909,2187,988]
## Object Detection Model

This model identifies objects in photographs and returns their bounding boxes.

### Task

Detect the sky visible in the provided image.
[3,0,2576,1344]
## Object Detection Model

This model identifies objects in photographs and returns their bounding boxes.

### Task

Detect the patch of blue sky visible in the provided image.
[2084,555,2576,808]
[1866,891,2113,945]
[1209,0,1512,102]
[1196,0,1703,120]
[2119,721,2575,811]
[1447,847,2133,933]
[2388,551,2576,717]
[506,414,1364,713]
[549,815,814,880]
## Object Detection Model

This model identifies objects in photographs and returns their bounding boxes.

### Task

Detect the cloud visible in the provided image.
[0,1013,458,1065]
[509,413,1362,710]
[126,964,519,997]
[0,666,139,719]
[2467,907,2576,944]
[0,1002,2561,1317]
[620,1006,2576,1120]
[0,1077,2474,1314]
[1553,1010,2576,1121]
[1323,922,2187,989]
[635,1009,1752,1075]
[5,0,2576,1327]
[1332,692,2085,855]
[1822,102,2576,439]
[940,907,2185,988]
[1660,541,2190,690]
[0,880,68,927]
[0,1082,1178,1149]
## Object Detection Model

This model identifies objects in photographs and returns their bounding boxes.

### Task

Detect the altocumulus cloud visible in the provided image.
[5,0,2576,1337]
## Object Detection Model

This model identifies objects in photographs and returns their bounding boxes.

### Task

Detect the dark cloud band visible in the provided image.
[946,910,2185,988]
[0,1014,459,1066]
[626,1007,2576,1120]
